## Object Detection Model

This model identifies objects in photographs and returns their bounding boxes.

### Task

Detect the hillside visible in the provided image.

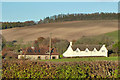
[105,30,119,42]
[2,20,118,43]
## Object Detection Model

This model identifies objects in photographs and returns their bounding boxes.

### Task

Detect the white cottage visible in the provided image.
[63,42,108,57]
[18,46,59,60]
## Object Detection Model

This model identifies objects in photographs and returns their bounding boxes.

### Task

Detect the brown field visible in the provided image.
[1,20,118,43]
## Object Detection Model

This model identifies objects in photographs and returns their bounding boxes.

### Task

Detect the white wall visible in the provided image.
[18,55,59,60]
[63,42,108,57]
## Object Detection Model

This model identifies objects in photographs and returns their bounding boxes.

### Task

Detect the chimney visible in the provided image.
[31,47,35,50]
[70,42,72,46]
[102,45,105,47]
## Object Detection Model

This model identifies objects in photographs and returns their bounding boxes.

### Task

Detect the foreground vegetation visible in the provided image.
[2,60,119,79]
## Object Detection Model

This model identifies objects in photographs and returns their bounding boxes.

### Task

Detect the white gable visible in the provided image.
[93,48,98,52]
[31,46,34,49]
[75,48,80,52]
[63,42,73,57]
[70,42,72,46]
[100,45,108,52]
[63,42,108,57]
[85,48,89,52]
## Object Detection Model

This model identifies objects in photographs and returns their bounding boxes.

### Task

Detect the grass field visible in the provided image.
[105,30,119,42]
[1,20,118,43]
[39,56,118,62]
[77,30,119,44]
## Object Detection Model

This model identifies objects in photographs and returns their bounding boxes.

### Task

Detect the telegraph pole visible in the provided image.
[49,33,52,59]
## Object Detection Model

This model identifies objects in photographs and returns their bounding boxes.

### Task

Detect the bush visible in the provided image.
[20,56,26,59]
[109,53,118,57]
[54,40,69,54]
[1,34,6,49]
[112,41,120,53]
[2,60,119,78]
[59,54,63,59]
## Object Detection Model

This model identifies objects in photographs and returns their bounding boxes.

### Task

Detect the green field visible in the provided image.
[105,30,119,42]
[39,56,118,62]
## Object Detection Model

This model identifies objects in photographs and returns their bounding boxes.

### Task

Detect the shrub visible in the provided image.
[2,60,118,78]
[109,53,118,57]
[59,54,63,59]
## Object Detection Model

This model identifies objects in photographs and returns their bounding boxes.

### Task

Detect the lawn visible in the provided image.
[39,56,118,62]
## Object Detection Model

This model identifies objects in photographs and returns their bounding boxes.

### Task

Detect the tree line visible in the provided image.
[1,12,118,29]
[38,12,118,24]
[1,21,36,29]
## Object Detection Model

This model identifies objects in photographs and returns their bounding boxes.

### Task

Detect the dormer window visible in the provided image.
[38,50,40,53]
[93,49,97,52]
[102,50,105,52]
[86,50,88,52]
[76,48,80,52]
[76,50,79,52]
[27,49,32,53]
[34,50,37,53]
[85,48,89,52]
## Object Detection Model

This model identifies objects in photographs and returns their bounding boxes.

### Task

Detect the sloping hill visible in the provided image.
[105,30,119,42]
[2,20,118,43]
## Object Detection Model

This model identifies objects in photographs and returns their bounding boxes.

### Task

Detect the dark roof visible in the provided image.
[22,47,59,55]
[72,44,102,51]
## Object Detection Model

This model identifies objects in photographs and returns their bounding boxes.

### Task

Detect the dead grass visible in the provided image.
[1,20,118,43]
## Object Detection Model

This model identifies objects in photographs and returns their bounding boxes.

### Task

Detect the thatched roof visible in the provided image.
[72,44,102,51]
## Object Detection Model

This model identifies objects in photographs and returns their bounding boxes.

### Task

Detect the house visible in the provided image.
[2,48,18,59]
[18,46,59,60]
[63,42,108,57]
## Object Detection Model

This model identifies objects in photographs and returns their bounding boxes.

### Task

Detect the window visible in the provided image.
[27,49,32,53]
[93,50,96,52]
[45,56,48,59]
[102,50,105,52]
[38,50,40,53]
[30,49,32,52]
[38,56,41,59]
[52,56,56,59]
[85,50,88,52]
[34,50,37,53]
[9,57,12,59]
[76,50,79,52]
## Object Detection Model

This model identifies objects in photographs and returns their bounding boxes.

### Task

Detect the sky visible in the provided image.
[1,0,119,2]
[2,2,118,22]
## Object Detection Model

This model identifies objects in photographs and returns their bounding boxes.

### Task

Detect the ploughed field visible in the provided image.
[2,60,119,78]
[2,20,118,43]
